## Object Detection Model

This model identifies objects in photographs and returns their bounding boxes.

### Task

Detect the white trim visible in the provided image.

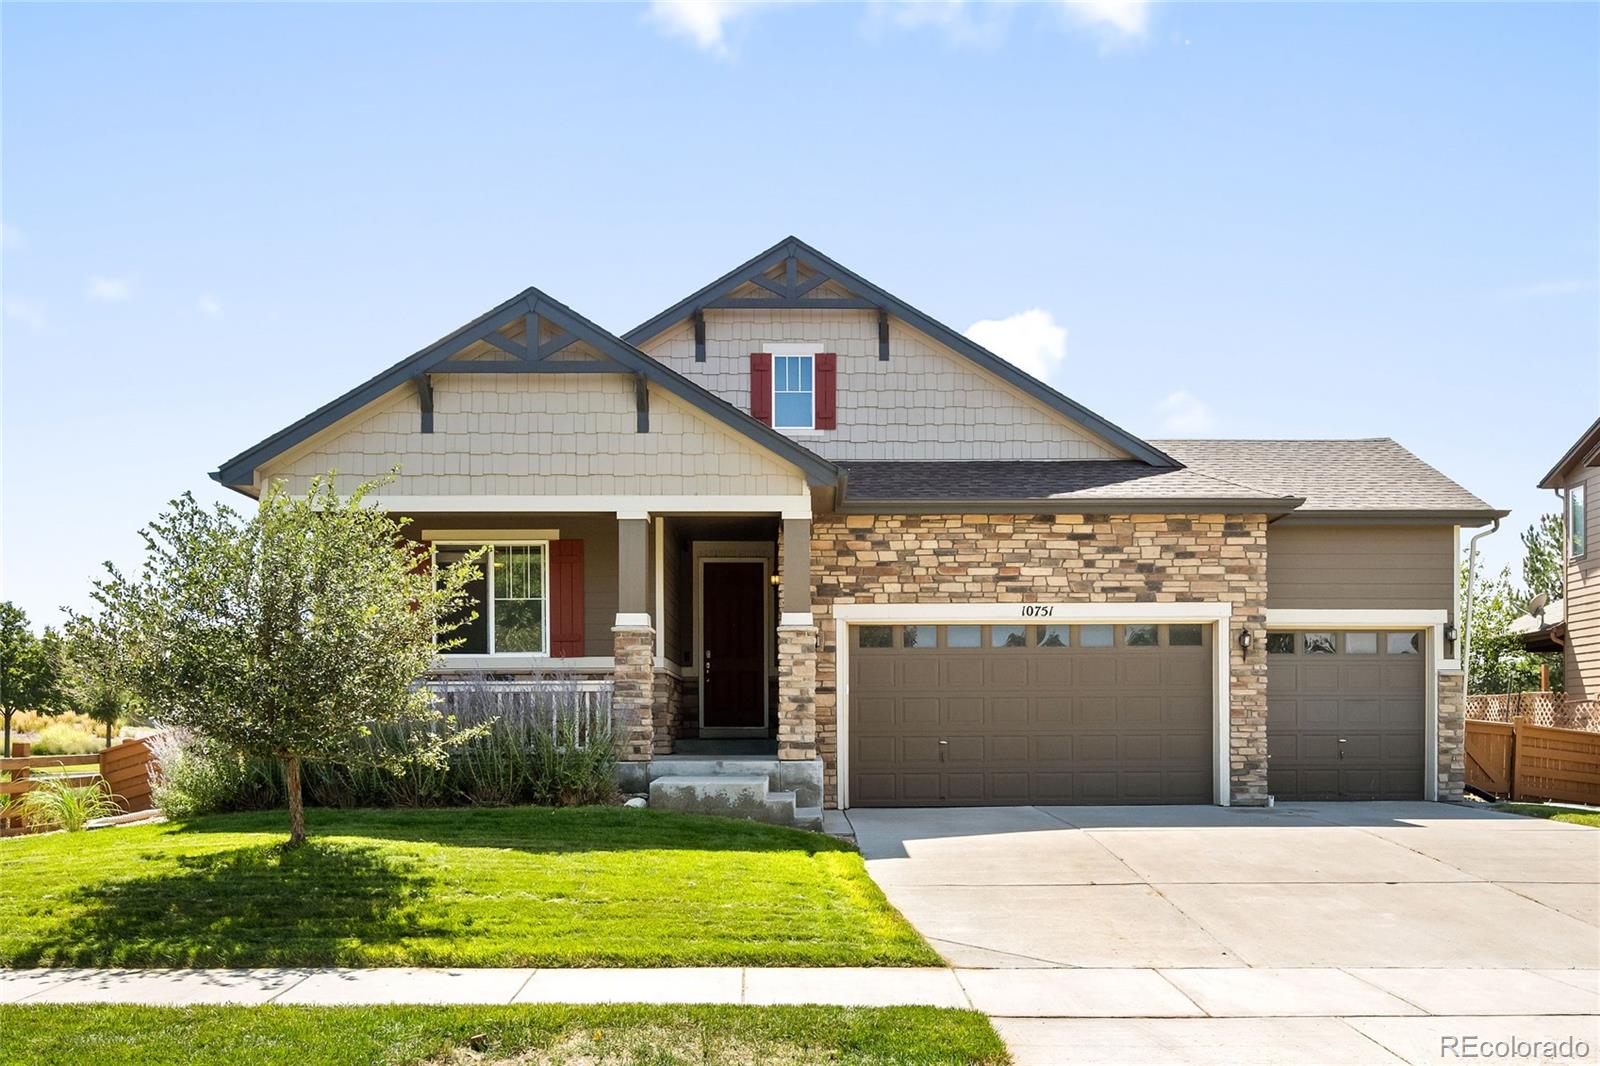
[766,345,820,432]
[779,612,815,627]
[432,655,614,673]
[434,540,550,658]
[653,517,666,663]
[831,601,1236,810]
[694,546,775,738]
[614,612,652,628]
[366,495,813,519]
[1261,609,1444,802]
[421,528,559,542]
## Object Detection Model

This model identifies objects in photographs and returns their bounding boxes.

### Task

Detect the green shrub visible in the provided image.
[28,723,101,755]
[20,777,119,831]
[150,676,617,816]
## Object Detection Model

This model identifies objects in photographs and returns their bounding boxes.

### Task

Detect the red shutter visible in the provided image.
[814,352,837,430]
[750,352,772,425]
[550,539,585,657]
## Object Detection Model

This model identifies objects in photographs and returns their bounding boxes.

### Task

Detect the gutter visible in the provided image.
[1459,517,1502,691]
[831,496,1306,516]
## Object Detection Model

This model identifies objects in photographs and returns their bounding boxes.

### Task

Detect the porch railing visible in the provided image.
[426,675,614,747]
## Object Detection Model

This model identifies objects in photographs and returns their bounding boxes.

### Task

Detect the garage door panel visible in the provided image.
[1267,630,1424,802]
[849,623,1214,805]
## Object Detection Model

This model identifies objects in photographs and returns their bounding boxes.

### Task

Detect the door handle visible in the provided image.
[939,738,949,763]
[704,649,711,680]
[1337,737,1347,760]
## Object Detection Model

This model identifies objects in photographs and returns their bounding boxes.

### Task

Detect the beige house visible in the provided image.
[1535,418,1600,700]
[213,237,1503,826]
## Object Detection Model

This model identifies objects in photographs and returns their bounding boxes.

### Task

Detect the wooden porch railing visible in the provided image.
[1,736,158,836]
[1465,717,1600,807]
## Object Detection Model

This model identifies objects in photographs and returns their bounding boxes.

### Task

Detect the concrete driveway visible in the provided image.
[847,802,1600,1065]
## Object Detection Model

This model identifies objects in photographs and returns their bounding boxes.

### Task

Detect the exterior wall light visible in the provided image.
[769,573,783,588]
[1238,629,1254,651]
[1443,623,1457,644]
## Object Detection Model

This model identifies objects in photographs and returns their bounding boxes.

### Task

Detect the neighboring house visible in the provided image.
[212,236,1503,822]
[1536,418,1600,700]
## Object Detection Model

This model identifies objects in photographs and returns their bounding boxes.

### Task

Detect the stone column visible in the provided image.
[777,516,817,761]
[1437,670,1467,800]
[613,516,654,763]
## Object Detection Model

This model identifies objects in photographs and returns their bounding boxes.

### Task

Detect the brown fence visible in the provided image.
[1467,693,1600,732]
[1,737,158,836]
[1465,717,1600,806]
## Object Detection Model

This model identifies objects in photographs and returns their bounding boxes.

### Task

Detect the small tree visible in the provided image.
[89,475,480,846]
[60,616,140,746]
[1461,562,1550,694]
[1521,512,1565,605]
[0,602,62,756]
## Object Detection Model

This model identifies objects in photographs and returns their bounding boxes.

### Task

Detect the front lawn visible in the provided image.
[1494,801,1600,828]
[0,1004,1010,1066]
[0,806,938,967]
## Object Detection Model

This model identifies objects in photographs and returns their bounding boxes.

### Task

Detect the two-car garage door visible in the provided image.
[848,622,1213,806]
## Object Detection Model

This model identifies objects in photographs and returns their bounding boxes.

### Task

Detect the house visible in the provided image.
[212,237,1502,824]
[1536,417,1600,701]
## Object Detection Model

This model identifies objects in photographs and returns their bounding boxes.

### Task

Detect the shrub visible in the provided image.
[29,723,102,755]
[149,676,616,816]
[20,777,119,832]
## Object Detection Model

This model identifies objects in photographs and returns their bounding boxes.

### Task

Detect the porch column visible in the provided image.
[613,515,655,763]
[777,516,817,761]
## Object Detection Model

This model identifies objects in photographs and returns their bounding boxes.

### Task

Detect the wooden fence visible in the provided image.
[1467,693,1600,732]
[1,736,158,836]
[1465,717,1600,806]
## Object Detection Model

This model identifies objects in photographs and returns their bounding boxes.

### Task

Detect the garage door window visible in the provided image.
[857,626,893,648]
[947,625,982,648]
[1266,632,1295,654]
[1345,632,1378,654]
[1037,624,1070,647]
[1387,631,1421,655]
[991,625,1027,648]
[1303,632,1337,655]
[1169,624,1204,646]
[1124,624,1158,647]
[902,625,936,649]
[1079,624,1113,647]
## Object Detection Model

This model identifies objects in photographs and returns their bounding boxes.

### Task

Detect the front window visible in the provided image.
[438,543,548,655]
[1571,483,1587,558]
[772,353,814,429]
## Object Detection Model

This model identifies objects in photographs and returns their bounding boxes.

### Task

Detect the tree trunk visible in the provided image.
[3,709,10,759]
[284,754,306,848]
[105,720,113,746]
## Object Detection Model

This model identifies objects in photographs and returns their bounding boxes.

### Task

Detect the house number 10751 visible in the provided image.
[1020,605,1054,618]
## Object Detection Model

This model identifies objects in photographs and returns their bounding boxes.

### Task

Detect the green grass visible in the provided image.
[1494,802,1600,828]
[0,1004,1009,1066]
[0,806,938,968]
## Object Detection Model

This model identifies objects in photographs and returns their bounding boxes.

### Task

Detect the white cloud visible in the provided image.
[870,1,1014,48]
[1155,389,1214,434]
[965,308,1068,382]
[86,275,133,303]
[1058,0,1150,39]
[197,293,224,318]
[4,297,45,332]
[646,0,781,55]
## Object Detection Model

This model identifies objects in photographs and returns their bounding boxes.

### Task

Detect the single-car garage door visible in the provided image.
[1267,630,1425,801]
[848,622,1213,806]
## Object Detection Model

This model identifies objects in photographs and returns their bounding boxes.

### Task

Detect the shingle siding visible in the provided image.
[638,310,1127,462]
[258,374,808,497]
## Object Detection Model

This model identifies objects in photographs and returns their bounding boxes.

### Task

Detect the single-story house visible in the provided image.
[213,236,1503,826]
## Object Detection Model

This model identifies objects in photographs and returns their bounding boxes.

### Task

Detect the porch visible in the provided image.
[412,504,822,818]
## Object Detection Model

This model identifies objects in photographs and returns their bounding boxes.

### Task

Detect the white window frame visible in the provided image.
[766,344,819,432]
[434,540,551,657]
[1570,482,1587,560]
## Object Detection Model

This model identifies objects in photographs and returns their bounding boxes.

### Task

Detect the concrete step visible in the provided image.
[647,756,823,811]
[792,805,825,832]
[649,775,772,821]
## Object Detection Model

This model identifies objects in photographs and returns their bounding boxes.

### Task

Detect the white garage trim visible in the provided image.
[832,602,1236,810]
[1261,609,1445,802]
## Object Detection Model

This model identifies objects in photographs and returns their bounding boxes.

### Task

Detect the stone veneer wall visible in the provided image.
[777,625,819,760]
[651,671,684,756]
[811,513,1271,808]
[1437,671,1466,800]
[612,626,655,762]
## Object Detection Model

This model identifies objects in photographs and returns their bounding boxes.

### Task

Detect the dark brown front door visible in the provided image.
[702,561,767,731]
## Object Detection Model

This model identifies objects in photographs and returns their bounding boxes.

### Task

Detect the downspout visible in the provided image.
[1459,518,1502,694]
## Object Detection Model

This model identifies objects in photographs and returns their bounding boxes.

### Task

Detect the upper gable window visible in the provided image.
[1571,482,1587,559]
[772,352,814,429]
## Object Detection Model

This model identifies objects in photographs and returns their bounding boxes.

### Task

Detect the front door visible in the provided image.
[701,561,767,733]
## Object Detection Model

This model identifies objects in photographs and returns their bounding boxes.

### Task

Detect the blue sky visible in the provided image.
[3,1,1596,628]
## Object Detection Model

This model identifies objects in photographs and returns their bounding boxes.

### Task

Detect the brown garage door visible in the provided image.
[1267,630,1425,801]
[848,622,1213,807]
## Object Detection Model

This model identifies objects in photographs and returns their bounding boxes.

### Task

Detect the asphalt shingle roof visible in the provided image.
[1151,438,1499,515]
[838,460,1299,506]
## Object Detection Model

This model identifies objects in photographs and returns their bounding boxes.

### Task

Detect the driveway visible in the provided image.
[848,802,1600,1065]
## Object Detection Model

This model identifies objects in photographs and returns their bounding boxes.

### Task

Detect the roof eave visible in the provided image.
[833,496,1305,516]
[1276,508,1510,527]
[1538,417,1600,489]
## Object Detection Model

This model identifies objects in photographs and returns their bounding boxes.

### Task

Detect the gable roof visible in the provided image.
[622,235,1178,470]
[1538,417,1600,489]
[212,286,841,491]
[1155,438,1504,523]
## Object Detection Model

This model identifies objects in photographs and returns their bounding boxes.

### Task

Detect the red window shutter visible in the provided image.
[814,352,837,430]
[550,539,585,657]
[750,352,772,425]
